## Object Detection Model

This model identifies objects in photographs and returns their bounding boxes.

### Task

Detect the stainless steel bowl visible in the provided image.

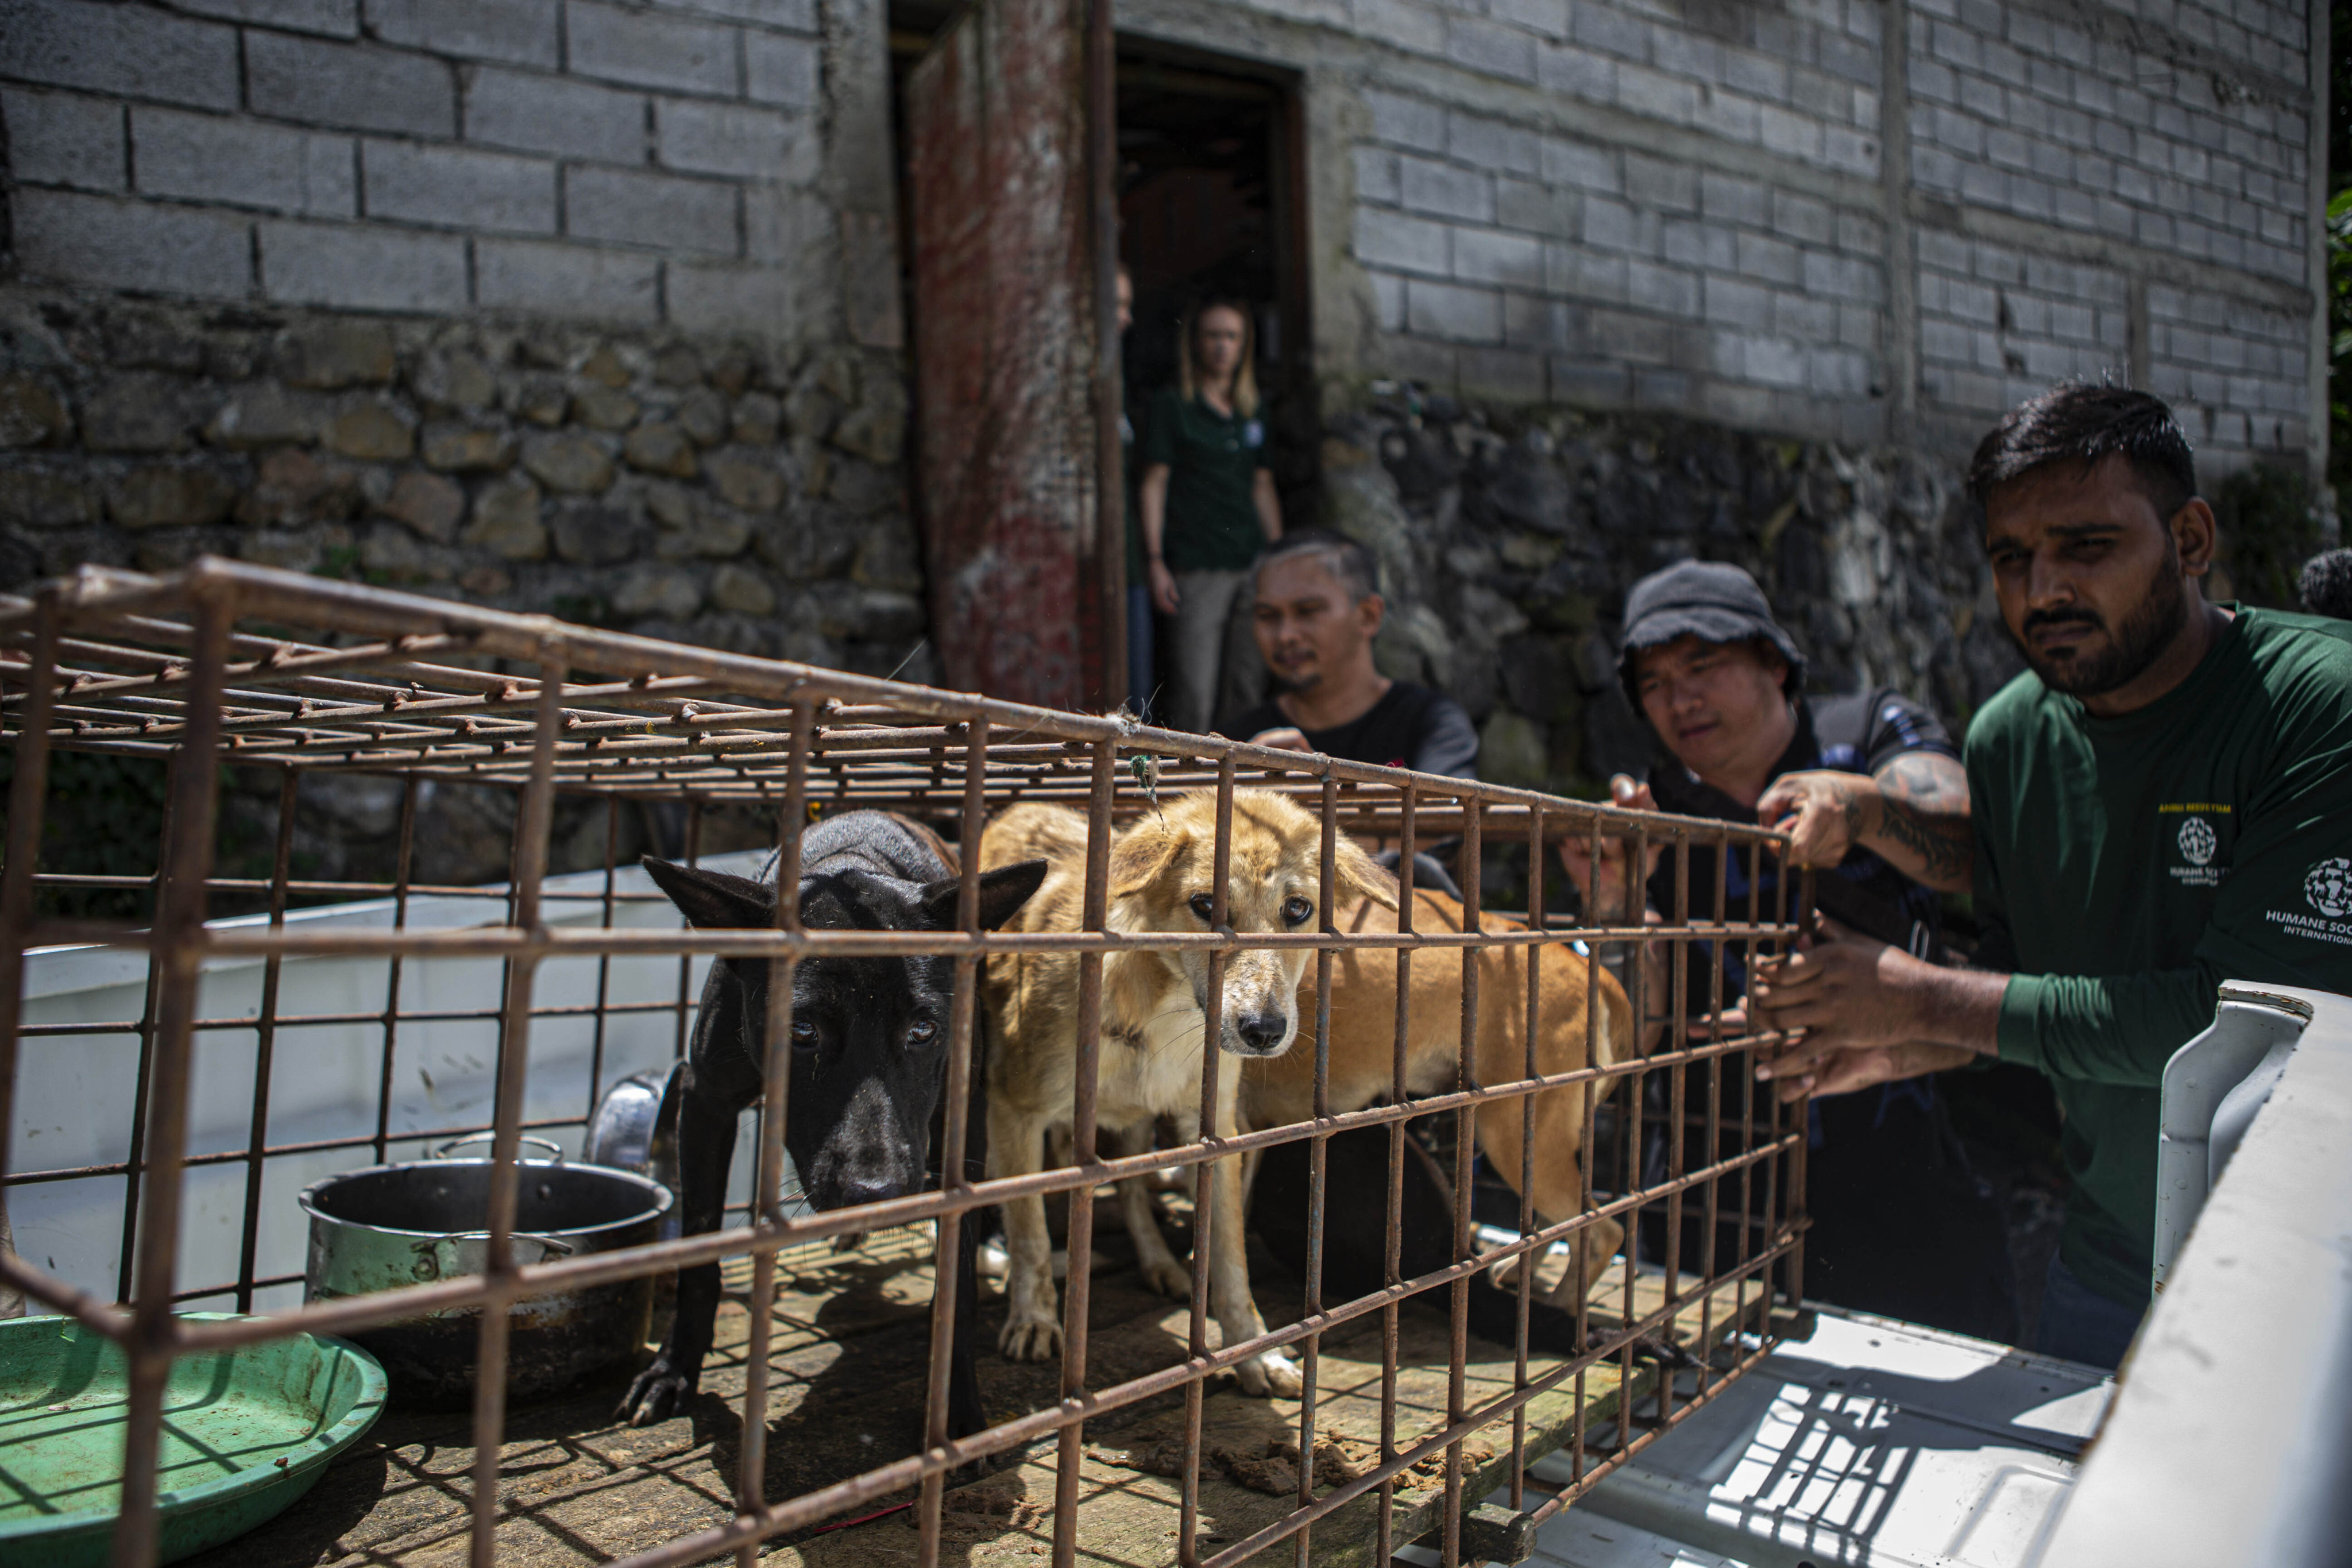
[584,1066,686,1339]
[298,1144,672,1408]
[583,1066,682,1208]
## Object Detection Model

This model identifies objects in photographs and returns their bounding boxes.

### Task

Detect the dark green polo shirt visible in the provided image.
[1967,606,2352,1308]
[1140,386,1270,573]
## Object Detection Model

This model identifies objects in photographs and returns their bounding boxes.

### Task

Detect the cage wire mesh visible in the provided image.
[0,558,1809,1568]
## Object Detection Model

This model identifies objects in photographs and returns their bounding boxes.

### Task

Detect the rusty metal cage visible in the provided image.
[0,558,1810,1568]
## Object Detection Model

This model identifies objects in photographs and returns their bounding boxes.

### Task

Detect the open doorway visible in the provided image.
[1113,55,1316,520]
[886,25,1314,496]
[886,16,1315,706]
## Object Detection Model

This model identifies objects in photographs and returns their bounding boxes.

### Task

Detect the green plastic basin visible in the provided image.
[0,1314,386,1568]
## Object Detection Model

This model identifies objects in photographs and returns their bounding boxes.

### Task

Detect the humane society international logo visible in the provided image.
[2306,858,2352,920]
[2266,856,2352,947]
[2166,811,2226,887]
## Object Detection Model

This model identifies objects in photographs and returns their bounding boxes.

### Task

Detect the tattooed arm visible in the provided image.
[1755,751,1973,893]
[1867,752,1973,890]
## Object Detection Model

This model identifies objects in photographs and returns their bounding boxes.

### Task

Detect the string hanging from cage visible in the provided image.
[1112,702,1164,822]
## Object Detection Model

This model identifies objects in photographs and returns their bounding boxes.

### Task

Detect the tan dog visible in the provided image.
[979,789,1396,1396]
[1244,882,1633,1305]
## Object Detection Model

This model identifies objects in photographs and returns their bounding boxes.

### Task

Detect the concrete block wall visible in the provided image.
[0,0,920,689]
[0,0,832,338]
[2145,280,2312,449]
[1140,0,2322,476]
[0,0,2326,760]
[1354,91,1892,444]
[1332,0,1899,446]
[1899,0,2314,465]
[2,0,2319,482]
[1914,232,2131,423]
[1906,0,2304,282]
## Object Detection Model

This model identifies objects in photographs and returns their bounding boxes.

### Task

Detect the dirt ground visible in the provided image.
[189,1203,1768,1567]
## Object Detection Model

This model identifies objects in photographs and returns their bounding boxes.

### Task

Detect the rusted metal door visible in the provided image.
[905,0,1110,712]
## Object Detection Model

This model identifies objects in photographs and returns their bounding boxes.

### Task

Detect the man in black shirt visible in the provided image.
[1560,561,2017,1342]
[1228,532,1479,779]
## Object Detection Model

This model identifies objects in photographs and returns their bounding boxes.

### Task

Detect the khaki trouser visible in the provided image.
[1165,567,1250,735]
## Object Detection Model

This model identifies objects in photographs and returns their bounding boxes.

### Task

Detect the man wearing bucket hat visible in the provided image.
[1564,561,1974,952]
[1557,558,2018,1343]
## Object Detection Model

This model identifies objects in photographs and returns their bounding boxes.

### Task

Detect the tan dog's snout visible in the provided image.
[1204,949,1303,1057]
[1119,795,1396,1064]
[1231,1009,1291,1054]
[1178,936,1308,1058]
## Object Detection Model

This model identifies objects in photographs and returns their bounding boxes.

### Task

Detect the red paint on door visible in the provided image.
[905,0,1102,710]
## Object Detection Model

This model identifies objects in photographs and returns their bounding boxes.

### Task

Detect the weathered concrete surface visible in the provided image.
[1117,0,2320,478]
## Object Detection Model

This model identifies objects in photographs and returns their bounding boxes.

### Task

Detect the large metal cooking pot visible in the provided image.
[299,1138,673,1408]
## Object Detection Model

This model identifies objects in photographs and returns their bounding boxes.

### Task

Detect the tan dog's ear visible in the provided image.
[1333,835,1400,913]
[1110,820,1188,900]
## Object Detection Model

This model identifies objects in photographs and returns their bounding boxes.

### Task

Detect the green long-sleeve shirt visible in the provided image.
[1965,605,2352,1309]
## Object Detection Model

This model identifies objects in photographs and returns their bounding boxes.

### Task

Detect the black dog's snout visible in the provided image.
[1235,1011,1289,1052]
[837,1176,904,1209]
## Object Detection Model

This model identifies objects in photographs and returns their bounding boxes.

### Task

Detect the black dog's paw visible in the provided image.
[615,1359,697,1427]
[1626,1333,1701,1371]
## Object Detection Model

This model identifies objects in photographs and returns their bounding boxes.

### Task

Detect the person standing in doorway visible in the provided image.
[1140,299,1283,733]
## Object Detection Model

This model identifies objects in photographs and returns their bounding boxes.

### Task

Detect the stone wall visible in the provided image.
[0,292,926,674]
[0,0,909,893]
[0,290,921,889]
[1316,385,2019,800]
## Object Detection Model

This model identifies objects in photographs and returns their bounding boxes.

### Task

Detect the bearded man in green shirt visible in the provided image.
[1750,385,2352,1368]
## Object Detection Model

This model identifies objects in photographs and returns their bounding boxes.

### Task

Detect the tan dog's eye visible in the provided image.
[1188,892,1216,922]
[1282,897,1313,926]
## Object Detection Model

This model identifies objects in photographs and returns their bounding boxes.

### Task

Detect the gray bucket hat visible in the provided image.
[1615,560,1806,709]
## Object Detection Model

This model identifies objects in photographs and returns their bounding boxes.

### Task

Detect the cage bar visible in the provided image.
[0,559,1808,1568]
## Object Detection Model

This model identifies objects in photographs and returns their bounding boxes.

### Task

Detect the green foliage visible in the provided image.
[0,751,277,921]
[0,750,171,921]
[2214,462,2323,609]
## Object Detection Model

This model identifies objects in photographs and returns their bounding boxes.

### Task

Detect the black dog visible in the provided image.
[615,811,1046,1433]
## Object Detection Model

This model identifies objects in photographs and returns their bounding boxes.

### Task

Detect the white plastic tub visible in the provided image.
[13,852,770,1311]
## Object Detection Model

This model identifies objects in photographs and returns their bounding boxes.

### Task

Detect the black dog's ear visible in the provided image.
[918,859,1049,932]
[642,856,775,929]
